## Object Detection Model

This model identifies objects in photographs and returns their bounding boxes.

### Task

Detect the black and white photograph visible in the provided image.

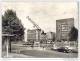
[1,1,78,58]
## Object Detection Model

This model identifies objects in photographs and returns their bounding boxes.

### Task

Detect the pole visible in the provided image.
[9,36,11,52]
[6,37,8,57]
[9,21,11,53]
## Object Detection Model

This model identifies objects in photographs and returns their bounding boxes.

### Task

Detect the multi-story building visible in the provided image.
[27,29,41,42]
[27,29,48,47]
[56,18,74,41]
[27,29,41,47]
[46,32,55,43]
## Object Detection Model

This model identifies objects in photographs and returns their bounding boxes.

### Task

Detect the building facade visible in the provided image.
[27,29,41,42]
[46,32,55,43]
[27,29,42,47]
[56,18,74,41]
[40,33,47,44]
[27,29,48,47]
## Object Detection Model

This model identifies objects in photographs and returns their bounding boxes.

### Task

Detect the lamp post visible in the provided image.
[2,34,14,57]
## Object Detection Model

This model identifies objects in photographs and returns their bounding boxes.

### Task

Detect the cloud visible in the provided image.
[1,2,77,32]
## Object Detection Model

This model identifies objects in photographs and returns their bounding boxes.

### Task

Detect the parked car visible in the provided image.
[65,46,78,53]
[56,47,69,53]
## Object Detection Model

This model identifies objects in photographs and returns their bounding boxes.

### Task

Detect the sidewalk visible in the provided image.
[2,52,34,58]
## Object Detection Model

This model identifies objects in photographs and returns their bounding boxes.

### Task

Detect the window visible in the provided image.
[61,24,68,31]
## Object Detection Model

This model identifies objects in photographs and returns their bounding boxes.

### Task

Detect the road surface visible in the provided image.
[20,49,78,58]
[10,43,78,58]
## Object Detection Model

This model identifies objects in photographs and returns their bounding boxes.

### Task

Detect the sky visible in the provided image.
[1,2,78,33]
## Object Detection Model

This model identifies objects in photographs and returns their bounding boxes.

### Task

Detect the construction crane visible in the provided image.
[26,16,41,29]
[26,16,44,33]
[26,16,45,47]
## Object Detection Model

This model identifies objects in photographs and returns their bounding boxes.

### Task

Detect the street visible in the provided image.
[20,49,78,58]
[2,52,34,58]
[11,43,78,58]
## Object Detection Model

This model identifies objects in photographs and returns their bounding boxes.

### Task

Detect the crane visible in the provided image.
[26,16,45,47]
[26,16,44,33]
[26,16,41,30]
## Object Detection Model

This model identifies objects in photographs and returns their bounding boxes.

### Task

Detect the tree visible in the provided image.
[69,26,78,41]
[2,9,24,52]
[2,9,24,41]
